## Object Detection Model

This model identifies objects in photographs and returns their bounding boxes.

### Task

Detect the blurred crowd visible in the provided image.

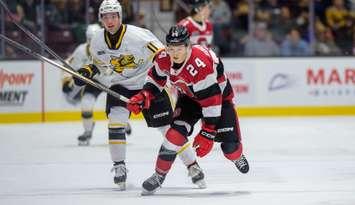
[1,0,135,58]
[1,0,354,58]
[177,0,354,56]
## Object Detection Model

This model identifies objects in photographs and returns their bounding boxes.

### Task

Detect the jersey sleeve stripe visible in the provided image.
[198,94,222,107]
[148,42,159,51]
[147,42,159,54]
[148,66,167,87]
[153,61,169,76]
[193,72,218,92]
[195,83,221,102]
[202,116,220,126]
[202,105,222,118]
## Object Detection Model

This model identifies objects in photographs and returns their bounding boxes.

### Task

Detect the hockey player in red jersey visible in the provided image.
[178,0,213,48]
[127,25,249,195]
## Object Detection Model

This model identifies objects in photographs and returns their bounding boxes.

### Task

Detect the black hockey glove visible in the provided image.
[62,79,74,94]
[73,64,99,86]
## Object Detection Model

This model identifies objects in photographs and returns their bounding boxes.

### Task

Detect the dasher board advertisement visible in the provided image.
[0,61,42,113]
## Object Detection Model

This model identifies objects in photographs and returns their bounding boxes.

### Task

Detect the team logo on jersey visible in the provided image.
[110,54,139,73]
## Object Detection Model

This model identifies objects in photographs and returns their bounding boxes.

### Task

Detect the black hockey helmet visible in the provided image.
[166,25,190,46]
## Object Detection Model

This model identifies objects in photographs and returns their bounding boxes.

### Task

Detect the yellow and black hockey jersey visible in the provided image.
[90,24,164,90]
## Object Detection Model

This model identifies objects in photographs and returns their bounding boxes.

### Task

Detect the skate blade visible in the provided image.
[116,182,126,191]
[141,188,157,196]
[78,141,90,146]
[194,179,207,189]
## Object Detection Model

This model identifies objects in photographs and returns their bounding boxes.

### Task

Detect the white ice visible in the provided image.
[1,117,355,205]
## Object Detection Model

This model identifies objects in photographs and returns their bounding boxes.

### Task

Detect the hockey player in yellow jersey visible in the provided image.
[62,24,132,146]
[73,0,206,191]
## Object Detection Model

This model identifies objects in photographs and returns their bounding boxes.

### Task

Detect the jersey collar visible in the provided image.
[188,17,206,32]
[104,24,127,50]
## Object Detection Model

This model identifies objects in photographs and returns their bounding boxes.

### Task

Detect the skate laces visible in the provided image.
[234,155,247,168]
[188,164,202,178]
[111,164,127,177]
[146,173,164,187]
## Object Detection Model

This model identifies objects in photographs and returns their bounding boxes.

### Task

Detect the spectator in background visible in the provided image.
[326,0,353,54]
[315,25,342,55]
[210,0,232,55]
[45,0,70,30]
[68,0,85,23]
[68,0,86,44]
[229,0,249,56]
[269,6,296,44]
[243,22,280,56]
[17,0,38,33]
[294,8,310,41]
[4,0,23,29]
[177,0,213,48]
[120,0,135,24]
[281,28,311,56]
[231,0,249,32]
[326,0,350,30]
[136,12,147,28]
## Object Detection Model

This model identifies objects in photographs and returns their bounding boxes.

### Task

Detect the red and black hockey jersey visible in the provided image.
[144,45,233,126]
[178,17,213,48]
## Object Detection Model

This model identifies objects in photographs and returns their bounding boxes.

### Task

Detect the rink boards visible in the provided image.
[0,57,354,123]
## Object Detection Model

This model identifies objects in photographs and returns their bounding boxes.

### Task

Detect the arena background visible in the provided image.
[0,0,354,123]
[0,1,355,205]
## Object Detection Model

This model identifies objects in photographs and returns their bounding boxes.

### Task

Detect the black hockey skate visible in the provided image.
[111,162,127,191]
[188,162,206,189]
[234,154,249,174]
[77,131,92,146]
[125,122,132,136]
[141,172,166,195]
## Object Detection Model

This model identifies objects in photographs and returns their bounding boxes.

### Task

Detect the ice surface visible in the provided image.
[1,117,355,205]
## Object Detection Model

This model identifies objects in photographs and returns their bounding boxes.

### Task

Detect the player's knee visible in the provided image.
[81,93,96,111]
[221,142,243,161]
[171,121,190,136]
[158,145,177,162]
[165,127,187,147]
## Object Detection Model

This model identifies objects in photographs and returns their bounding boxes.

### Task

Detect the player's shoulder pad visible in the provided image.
[125,25,157,43]
[89,28,105,56]
[177,18,189,27]
[191,45,216,62]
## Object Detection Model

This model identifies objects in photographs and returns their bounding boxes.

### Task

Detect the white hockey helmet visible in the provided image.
[98,0,122,22]
[86,24,101,42]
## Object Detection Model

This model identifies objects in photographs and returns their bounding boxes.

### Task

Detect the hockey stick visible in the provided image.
[0,34,129,102]
[0,0,129,102]
[0,0,74,71]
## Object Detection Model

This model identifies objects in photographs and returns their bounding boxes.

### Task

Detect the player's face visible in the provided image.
[167,44,189,64]
[101,12,121,34]
[198,3,211,20]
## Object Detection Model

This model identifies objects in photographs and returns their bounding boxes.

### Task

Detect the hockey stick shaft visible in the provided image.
[0,34,129,102]
[0,0,119,102]
[0,0,74,70]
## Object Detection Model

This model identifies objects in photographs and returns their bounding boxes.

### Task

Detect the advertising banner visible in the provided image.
[256,58,355,106]
[0,61,42,113]
[223,59,256,105]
